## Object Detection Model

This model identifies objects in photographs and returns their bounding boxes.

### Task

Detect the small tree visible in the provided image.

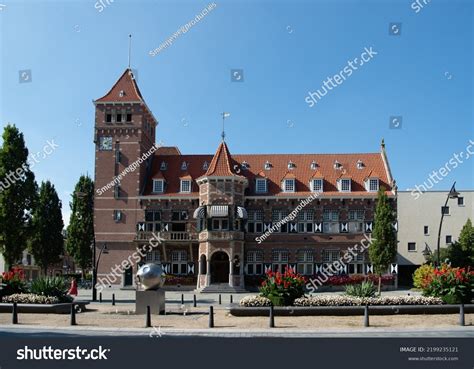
[457,218,474,267]
[0,124,37,268]
[368,187,397,295]
[29,181,64,275]
[66,175,94,277]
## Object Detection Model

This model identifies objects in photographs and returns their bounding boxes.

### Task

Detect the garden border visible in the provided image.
[0,301,89,314]
[229,304,474,316]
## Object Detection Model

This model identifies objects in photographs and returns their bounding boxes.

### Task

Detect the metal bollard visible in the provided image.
[112,293,115,306]
[146,306,151,328]
[364,305,369,327]
[99,292,102,303]
[70,303,77,326]
[269,305,275,328]
[181,294,184,305]
[12,302,18,324]
[459,304,465,326]
[230,295,233,304]
[209,306,214,328]
[218,294,221,305]
[193,294,197,308]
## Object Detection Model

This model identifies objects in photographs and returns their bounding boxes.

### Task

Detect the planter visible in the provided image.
[0,301,89,314]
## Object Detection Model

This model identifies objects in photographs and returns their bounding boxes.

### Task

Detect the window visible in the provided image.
[126,113,132,122]
[114,184,120,199]
[283,179,295,192]
[339,179,351,192]
[255,179,267,193]
[202,161,209,170]
[180,180,191,193]
[322,250,340,263]
[144,210,161,232]
[246,251,263,275]
[408,242,416,252]
[356,160,364,169]
[368,178,379,192]
[171,250,188,275]
[181,162,188,170]
[105,113,112,123]
[311,179,323,192]
[348,210,364,232]
[446,235,452,244]
[323,209,339,221]
[310,161,318,170]
[247,210,264,233]
[424,226,429,235]
[264,161,271,170]
[116,113,122,123]
[349,210,365,221]
[272,250,289,272]
[172,211,188,221]
[334,160,342,169]
[297,250,314,275]
[160,161,167,171]
[272,210,289,232]
[146,250,161,263]
[153,179,164,193]
[288,161,295,169]
[113,210,122,222]
[212,218,229,231]
[297,210,314,233]
[441,206,450,215]
[241,161,249,170]
[458,197,464,206]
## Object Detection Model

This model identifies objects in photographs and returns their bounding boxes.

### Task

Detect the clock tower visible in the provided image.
[93,68,158,287]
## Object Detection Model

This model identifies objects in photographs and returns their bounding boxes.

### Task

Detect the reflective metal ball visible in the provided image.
[136,263,165,290]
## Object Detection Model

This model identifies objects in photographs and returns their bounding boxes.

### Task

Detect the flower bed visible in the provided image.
[2,293,62,305]
[164,275,197,286]
[239,295,272,307]
[294,296,443,306]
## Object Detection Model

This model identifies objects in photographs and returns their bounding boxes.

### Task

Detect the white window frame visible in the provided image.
[297,250,314,275]
[311,179,323,192]
[339,178,351,192]
[272,250,289,272]
[407,242,416,252]
[255,178,267,193]
[246,251,263,275]
[282,179,295,192]
[366,178,379,192]
[180,179,191,193]
[153,179,164,193]
[171,250,188,275]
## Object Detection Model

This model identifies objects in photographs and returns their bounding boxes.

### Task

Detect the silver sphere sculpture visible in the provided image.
[136,263,165,290]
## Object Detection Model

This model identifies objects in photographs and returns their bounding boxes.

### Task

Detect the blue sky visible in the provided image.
[1,0,473,225]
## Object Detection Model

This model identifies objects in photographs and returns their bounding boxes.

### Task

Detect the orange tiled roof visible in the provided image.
[95,68,144,103]
[142,142,393,197]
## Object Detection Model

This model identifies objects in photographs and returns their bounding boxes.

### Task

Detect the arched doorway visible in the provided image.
[210,251,229,284]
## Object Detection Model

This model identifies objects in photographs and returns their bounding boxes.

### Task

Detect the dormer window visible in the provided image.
[202,161,209,170]
[153,179,164,193]
[288,161,295,169]
[282,179,295,192]
[180,179,191,193]
[366,178,379,192]
[310,161,318,170]
[334,160,342,169]
[241,161,249,170]
[119,90,125,97]
[160,161,167,171]
[310,179,323,192]
[264,161,272,170]
[181,161,188,170]
[255,178,267,193]
[357,160,364,169]
[338,178,351,192]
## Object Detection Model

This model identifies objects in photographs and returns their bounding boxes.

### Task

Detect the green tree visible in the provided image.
[456,218,474,267]
[0,124,37,268]
[66,175,94,277]
[368,187,397,295]
[29,181,64,275]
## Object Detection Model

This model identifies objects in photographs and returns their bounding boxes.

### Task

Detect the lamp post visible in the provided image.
[422,243,432,263]
[92,243,108,301]
[436,182,459,267]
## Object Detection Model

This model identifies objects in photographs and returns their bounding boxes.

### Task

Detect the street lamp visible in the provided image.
[436,182,459,267]
[92,243,108,301]
[422,243,432,263]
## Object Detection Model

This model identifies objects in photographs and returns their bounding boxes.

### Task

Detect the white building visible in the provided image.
[397,190,474,282]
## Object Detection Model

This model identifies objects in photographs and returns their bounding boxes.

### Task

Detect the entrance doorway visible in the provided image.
[123,266,133,286]
[210,251,229,284]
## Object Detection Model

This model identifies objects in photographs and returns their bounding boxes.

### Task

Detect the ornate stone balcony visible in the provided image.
[198,230,244,241]
[135,231,198,242]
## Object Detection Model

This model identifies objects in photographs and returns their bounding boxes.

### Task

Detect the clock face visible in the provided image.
[99,136,113,151]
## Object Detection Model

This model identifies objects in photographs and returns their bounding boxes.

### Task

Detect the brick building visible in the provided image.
[93,68,397,291]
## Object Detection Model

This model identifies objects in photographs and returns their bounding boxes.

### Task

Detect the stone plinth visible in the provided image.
[135,289,165,315]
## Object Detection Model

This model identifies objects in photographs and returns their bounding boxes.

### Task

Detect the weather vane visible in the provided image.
[221,112,230,141]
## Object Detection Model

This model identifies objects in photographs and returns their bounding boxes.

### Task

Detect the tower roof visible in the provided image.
[95,68,144,103]
[203,141,239,177]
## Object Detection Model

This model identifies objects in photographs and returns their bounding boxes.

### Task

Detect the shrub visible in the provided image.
[2,293,62,304]
[30,276,71,302]
[309,274,394,287]
[422,265,474,304]
[239,295,272,307]
[413,264,435,289]
[0,268,27,296]
[259,268,306,306]
[294,295,443,307]
[344,281,376,297]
